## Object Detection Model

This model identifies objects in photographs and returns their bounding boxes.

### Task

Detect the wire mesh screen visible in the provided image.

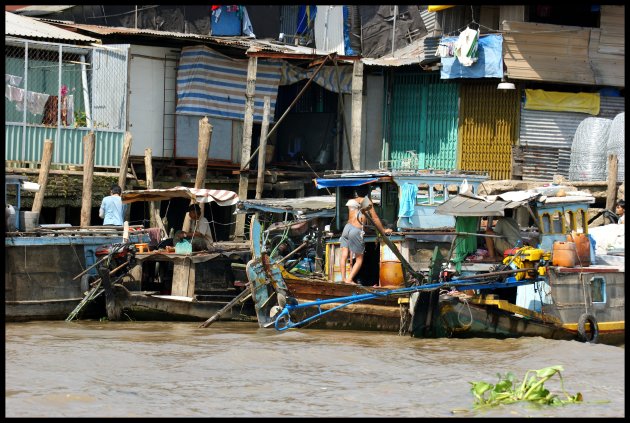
[5,38,129,167]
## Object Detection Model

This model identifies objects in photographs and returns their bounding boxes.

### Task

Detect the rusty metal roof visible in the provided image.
[5,11,98,43]
[37,21,352,59]
[361,36,441,67]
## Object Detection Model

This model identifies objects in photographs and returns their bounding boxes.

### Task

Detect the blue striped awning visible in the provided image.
[315,177,379,189]
[176,45,282,123]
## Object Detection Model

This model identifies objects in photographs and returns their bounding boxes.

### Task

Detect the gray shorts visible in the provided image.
[340,223,365,254]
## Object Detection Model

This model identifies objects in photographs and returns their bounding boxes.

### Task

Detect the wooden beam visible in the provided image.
[80,132,95,227]
[234,56,258,240]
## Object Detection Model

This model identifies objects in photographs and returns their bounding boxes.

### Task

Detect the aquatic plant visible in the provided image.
[469,365,583,408]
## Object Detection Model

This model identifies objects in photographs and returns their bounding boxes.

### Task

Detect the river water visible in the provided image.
[5,321,625,418]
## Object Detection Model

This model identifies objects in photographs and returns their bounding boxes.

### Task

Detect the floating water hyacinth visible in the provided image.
[468,365,583,408]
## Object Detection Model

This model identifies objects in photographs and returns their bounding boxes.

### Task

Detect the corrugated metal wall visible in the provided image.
[519,96,625,181]
[314,5,345,54]
[280,5,299,38]
[5,125,124,167]
[458,82,520,180]
[387,72,459,171]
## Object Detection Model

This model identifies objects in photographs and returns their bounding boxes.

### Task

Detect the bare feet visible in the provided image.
[344,279,358,285]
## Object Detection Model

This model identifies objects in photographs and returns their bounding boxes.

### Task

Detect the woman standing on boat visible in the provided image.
[340,185,392,285]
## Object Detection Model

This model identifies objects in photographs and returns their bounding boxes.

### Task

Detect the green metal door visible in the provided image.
[384,71,459,171]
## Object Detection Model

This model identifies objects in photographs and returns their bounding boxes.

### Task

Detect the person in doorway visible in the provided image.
[99,184,126,226]
[485,215,523,258]
[615,200,625,224]
[340,185,393,285]
[183,203,213,250]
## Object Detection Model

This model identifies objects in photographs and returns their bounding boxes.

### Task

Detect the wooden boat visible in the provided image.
[242,170,488,334]
[84,186,256,323]
[5,175,150,322]
[415,190,625,345]
[243,171,624,345]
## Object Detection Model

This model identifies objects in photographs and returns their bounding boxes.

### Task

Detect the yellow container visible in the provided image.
[135,243,149,253]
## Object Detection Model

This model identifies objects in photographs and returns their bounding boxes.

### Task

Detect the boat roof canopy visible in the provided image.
[436,191,538,217]
[121,186,239,206]
[237,196,336,219]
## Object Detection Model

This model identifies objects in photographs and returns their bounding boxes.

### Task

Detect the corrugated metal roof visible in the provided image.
[5,11,98,42]
[435,192,532,217]
[361,36,441,67]
[39,21,341,57]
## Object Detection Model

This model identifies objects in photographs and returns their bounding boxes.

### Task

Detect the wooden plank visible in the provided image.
[171,258,194,297]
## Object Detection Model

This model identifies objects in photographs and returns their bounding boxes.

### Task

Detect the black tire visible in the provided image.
[577,313,599,343]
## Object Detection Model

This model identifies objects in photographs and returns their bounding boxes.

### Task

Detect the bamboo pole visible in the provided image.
[235,57,258,240]
[255,97,271,200]
[80,132,95,227]
[31,138,53,215]
[199,287,252,328]
[605,154,618,211]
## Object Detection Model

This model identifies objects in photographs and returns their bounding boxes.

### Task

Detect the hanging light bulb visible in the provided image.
[497,75,515,90]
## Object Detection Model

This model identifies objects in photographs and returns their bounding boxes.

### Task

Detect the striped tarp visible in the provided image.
[122,187,239,207]
[176,45,282,122]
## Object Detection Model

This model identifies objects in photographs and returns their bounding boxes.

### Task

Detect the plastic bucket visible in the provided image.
[566,232,591,267]
[20,211,40,232]
[552,241,577,267]
[379,261,404,287]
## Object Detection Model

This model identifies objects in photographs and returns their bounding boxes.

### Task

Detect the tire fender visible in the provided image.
[577,313,599,343]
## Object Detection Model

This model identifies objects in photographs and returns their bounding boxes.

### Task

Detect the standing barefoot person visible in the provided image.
[340,185,393,285]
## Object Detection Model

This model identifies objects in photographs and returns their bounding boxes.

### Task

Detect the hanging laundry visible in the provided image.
[5,74,23,86]
[454,27,479,66]
[5,84,24,103]
[398,183,418,225]
[15,90,49,115]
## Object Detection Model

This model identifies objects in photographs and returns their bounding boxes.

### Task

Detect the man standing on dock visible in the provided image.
[99,184,126,226]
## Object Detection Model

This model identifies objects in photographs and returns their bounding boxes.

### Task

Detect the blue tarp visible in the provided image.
[315,178,379,189]
[440,33,503,79]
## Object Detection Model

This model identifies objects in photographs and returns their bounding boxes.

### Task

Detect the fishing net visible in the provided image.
[568,117,612,181]
[606,112,625,182]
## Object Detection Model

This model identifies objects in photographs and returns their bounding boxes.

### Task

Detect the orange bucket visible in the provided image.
[379,261,404,287]
[552,241,577,267]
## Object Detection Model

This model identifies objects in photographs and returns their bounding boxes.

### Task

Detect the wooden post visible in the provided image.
[31,138,53,215]
[80,132,95,227]
[144,148,159,228]
[234,56,257,240]
[255,96,271,200]
[118,131,133,191]
[183,117,213,235]
[55,206,66,224]
[350,60,364,170]
[605,154,618,210]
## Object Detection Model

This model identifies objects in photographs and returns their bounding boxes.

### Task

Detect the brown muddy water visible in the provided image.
[5,321,625,418]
